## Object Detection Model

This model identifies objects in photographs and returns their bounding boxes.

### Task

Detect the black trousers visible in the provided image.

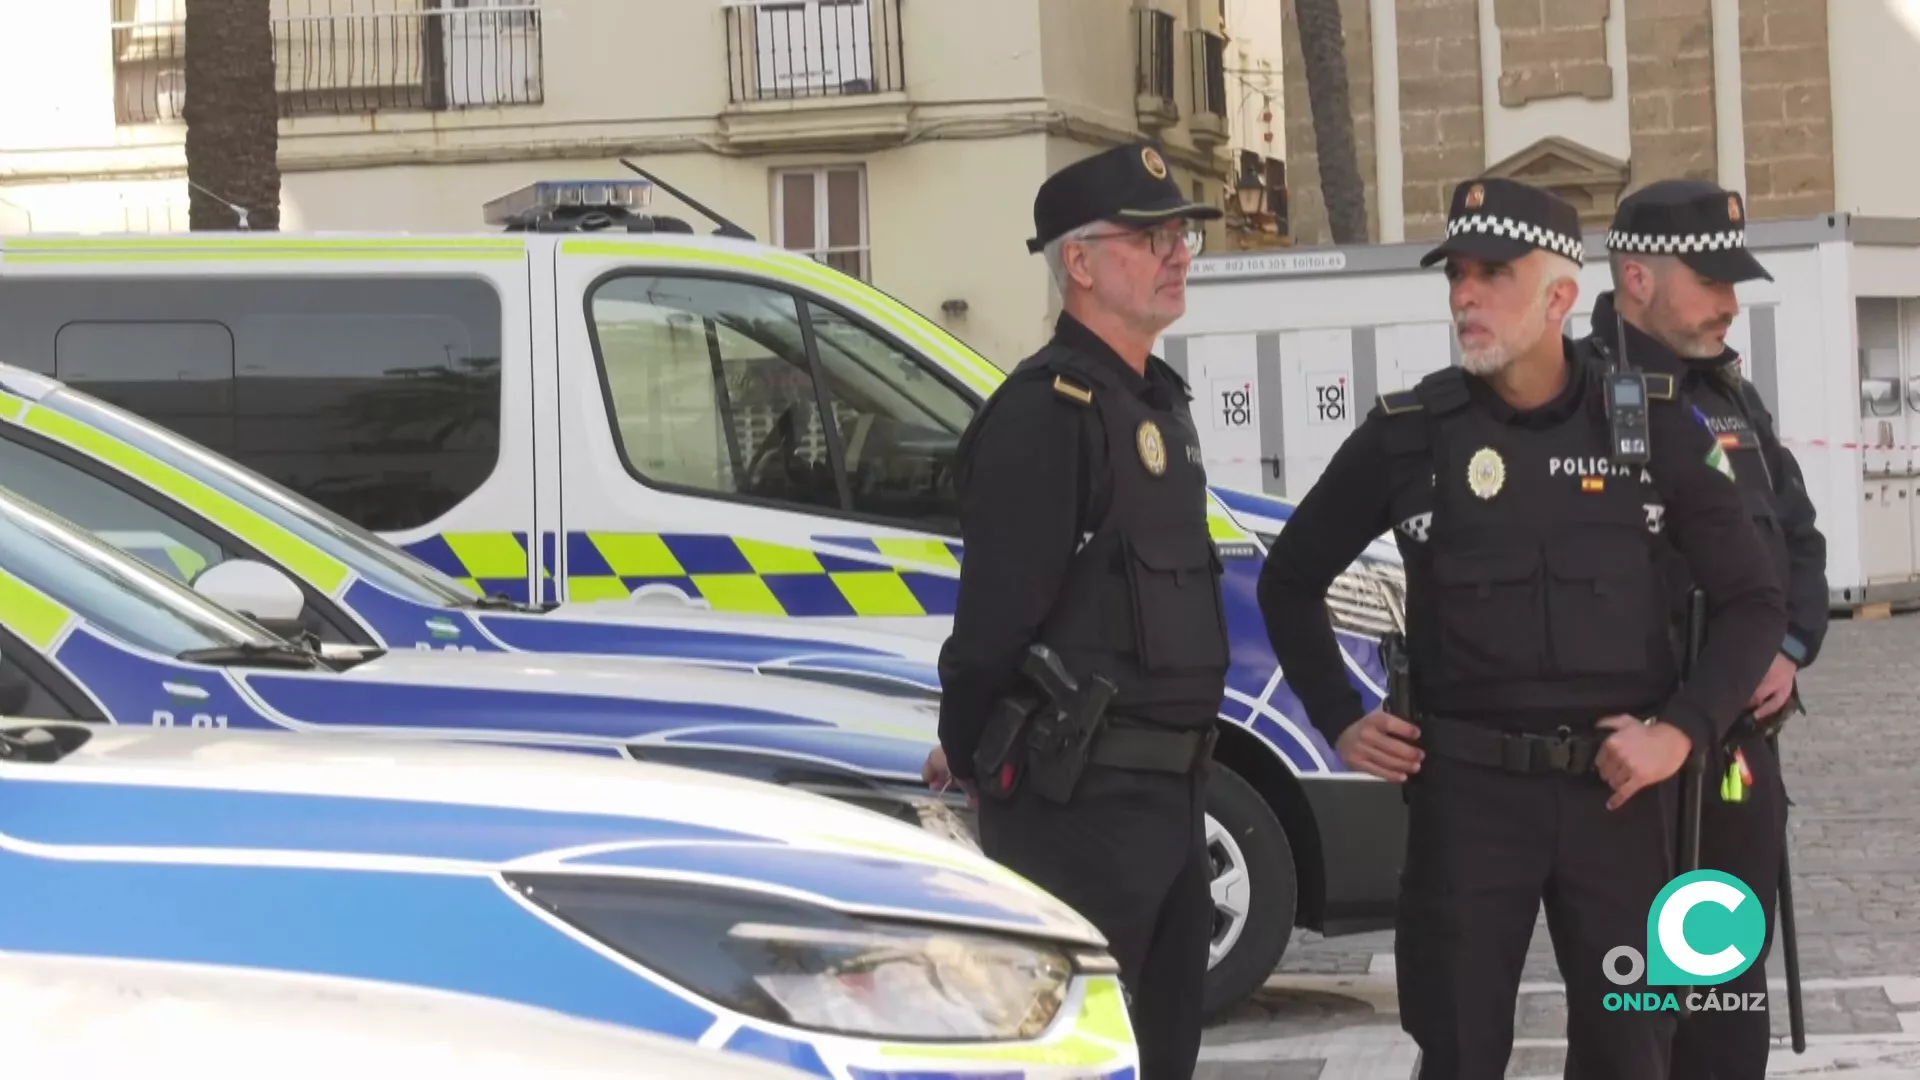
[1669,733,1788,1080]
[976,763,1211,1080]
[1395,751,1680,1080]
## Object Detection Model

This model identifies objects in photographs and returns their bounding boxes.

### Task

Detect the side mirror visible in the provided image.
[193,560,307,636]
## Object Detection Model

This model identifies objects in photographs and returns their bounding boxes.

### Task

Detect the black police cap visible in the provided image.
[1027,142,1223,254]
[1419,177,1587,269]
[1605,179,1772,284]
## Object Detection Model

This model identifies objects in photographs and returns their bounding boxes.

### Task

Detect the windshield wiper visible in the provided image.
[0,723,93,764]
[176,640,323,670]
[466,592,560,614]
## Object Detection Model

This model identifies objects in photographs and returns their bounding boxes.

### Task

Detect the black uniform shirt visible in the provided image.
[936,313,1188,780]
[1588,290,1830,669]
[1258,339,1787,750]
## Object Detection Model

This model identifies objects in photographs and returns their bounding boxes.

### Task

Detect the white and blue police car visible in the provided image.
[0,718,1136,1079]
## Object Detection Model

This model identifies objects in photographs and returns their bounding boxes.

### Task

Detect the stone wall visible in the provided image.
[1623,0,1717,186]
[1281,0,1379,245]
[1740,0,1836,217]
[1495,0,1611,107]
[1396,0,1489,241]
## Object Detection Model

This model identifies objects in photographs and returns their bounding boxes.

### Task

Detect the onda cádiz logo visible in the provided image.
[1601,870,1769,1014]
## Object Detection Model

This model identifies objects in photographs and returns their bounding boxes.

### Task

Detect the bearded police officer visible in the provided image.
[922,141,1227,1080]
[1257,177,1787,1079]
[1591,178,1828,1079]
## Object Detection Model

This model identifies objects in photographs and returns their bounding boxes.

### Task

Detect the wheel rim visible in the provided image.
[1204,811,1251,969]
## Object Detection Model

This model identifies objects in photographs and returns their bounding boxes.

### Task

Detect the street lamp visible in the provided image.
[1234,160,1268,219]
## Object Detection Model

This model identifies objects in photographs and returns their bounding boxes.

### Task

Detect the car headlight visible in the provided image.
[504,874,1072,1040]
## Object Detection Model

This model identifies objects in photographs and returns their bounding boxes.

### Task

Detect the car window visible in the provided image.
[40,389,481,611]
[0,433,229,586]
[0,494,280,657]
[0,642,79,721]
[802,302,968,532]
[0,276,504,533]
[588,275,842,513]
[586,274,973,533]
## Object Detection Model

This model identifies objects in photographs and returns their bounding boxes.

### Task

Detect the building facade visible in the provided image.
[1280,0,1917,246]
[0,0,1285,366]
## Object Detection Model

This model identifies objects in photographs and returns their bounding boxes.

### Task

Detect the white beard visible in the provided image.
[1459,341,1514,375]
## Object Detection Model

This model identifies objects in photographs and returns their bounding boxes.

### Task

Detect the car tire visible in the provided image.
[1201,763,1296,1020]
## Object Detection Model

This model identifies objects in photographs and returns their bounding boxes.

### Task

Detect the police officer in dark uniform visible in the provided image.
[1256,177,1787,1079]
[922,141,1227,1080]
[1591,179,1829,1079]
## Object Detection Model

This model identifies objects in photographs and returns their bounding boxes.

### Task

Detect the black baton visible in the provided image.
[1770,727,1806,1053]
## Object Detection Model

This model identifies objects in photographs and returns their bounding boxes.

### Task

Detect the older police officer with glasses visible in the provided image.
[924,141,1227,1080]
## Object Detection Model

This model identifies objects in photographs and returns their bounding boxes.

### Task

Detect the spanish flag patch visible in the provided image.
[1581,476,1605,493]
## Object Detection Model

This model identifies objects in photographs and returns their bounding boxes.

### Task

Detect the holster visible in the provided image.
[972,694,1040,800]
[1024,702,1109,805]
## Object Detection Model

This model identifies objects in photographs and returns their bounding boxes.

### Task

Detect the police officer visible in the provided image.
[921,141,1227,1080]
[1591,178,1828,1079]
[1257,177,1787,1079]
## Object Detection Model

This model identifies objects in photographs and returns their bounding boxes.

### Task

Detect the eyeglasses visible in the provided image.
[1078,223,1197,259]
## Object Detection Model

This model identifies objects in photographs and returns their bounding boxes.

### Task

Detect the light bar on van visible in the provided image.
[482,180,653,226]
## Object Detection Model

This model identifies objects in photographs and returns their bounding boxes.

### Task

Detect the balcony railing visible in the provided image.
[111,0,544,125]
[724,0,905,105]
[1192,29,1226,118]
[1136,8,1176,104]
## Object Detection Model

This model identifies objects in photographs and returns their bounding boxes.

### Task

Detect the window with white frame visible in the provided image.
[775,167,869,282]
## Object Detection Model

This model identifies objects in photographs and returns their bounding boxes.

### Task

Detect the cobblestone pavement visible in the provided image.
[1197,613,1920,1078]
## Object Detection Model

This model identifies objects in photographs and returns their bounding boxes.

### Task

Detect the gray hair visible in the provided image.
[1608,249,1675,290]
[1539,251,1582,297]
[1043,222,1102,294]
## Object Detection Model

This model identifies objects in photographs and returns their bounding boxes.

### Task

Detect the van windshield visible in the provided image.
[44,390,485,611]
[0,490,282,657]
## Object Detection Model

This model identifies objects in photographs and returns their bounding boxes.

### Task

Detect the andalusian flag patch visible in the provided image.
[1706,441,1737,481]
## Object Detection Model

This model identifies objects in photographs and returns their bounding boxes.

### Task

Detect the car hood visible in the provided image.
[343,648,943,742]
[0,952,819,1080]
[541,603,950,659]
[2,722,1103,949]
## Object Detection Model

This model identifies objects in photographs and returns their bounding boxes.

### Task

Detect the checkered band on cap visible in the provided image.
[1445,212,1585,265]
[1605,228,1748,255]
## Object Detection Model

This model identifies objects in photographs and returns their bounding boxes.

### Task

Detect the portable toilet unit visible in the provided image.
[1162,215,1920,613]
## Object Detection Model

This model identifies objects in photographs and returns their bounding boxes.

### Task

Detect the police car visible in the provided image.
[0,179,1408,1015]
[0,718,1136,1080]
[3,952,827,1080]
[0,363,946,692]
[0,487,985,843]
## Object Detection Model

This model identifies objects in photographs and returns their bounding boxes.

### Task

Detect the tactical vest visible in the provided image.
[1028,346,1230,731]
[1379,365,1679,720]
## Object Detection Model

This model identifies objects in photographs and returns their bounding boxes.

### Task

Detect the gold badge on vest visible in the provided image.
[1467,446,1505,499]
[1137,419,1168,476]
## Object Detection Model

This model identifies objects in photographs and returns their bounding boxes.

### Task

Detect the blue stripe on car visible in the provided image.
[471,610,896,663]
[0,846,719,1039]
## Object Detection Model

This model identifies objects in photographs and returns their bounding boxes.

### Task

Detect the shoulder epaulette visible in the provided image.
[1413,366,1473,416]
[1376,388,1423,416]
[1051,374,1094,406]
[1644,372,1676,401]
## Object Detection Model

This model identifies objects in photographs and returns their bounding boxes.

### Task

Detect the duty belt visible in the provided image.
[1419,715,1604,776]
[1089,721,1217,775]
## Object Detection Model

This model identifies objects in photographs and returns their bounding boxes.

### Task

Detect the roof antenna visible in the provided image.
[188,179,250,230]
[618,159,755,242]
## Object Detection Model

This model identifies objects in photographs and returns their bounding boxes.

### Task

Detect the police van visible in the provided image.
[0,178,1407,1014]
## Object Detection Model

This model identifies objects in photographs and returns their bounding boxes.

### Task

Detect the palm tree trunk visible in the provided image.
[183,0,281,230]
[1293,0,1368,244]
